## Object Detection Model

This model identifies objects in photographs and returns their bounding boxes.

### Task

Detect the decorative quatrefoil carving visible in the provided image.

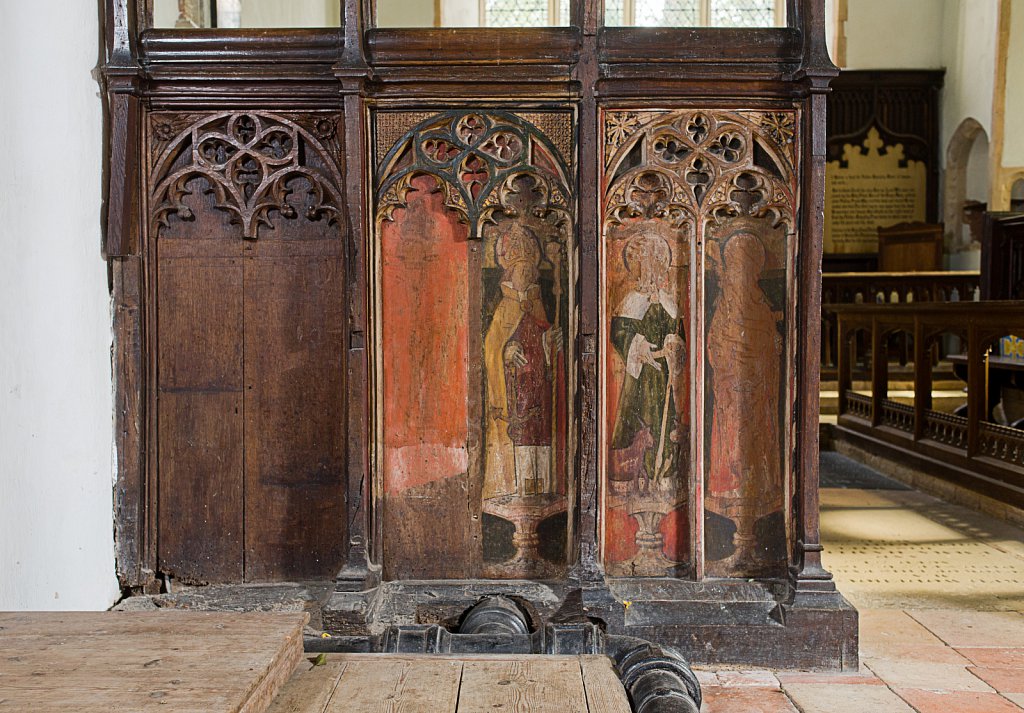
[150,112,344,240]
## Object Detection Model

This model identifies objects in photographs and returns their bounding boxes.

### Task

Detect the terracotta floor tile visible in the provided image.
[968,666,1024,693]
[775,670,884,686]
[714,670,780,688]
[957,648,1024,668]
[894,689,1024,713]
[699,687,799,712]
[783,683,916,712]
[865,642,971,665]
[909,610,1024,648]
[857,610,969,663]
[693,669,719,687]
[1006,692,1024,707]
[863,659,994,692]
[859,609,950,647]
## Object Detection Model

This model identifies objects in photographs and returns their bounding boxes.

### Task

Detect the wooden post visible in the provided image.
[966,325,982,457]
[870,318,887,426]
[913,316,931,440]
[836,314,849,417]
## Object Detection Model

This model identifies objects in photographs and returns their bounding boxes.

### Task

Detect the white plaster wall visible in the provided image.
[965,131,991,202]
[1003,0,1024,166]
[844,0,945,69]
[153,0,179,27]
[153,0,342,28]
[824,0,838,63]
[940,0,999,160]
[377,0,437,27]
[441,0,481,27]
[239,0,342,27]
[0,2,120,609]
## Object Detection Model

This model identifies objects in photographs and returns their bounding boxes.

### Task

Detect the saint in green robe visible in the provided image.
[610,293,685,483]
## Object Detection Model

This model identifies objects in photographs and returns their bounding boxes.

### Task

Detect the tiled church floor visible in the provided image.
[698,459,1024,712]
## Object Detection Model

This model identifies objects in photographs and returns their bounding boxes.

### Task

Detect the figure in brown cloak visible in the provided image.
[706,231,783,567]
[484,223,562,499]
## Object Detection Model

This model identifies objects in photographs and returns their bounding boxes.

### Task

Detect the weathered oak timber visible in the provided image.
[100,0,854,669]
[0,611,307,713]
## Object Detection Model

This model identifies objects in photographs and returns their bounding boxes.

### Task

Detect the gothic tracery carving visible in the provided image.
[149,112,344,240]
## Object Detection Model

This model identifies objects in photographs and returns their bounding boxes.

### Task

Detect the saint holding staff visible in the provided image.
[609,231,687,492]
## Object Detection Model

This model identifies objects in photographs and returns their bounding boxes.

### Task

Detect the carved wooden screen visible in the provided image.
[372,110,575,580]
[148,111,349,582]
[102,0,853,671]
[601,109,798,579]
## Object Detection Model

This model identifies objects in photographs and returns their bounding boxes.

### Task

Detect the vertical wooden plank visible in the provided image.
[244,255,347,581]
[458,658,587,713]
[157,258,244,582]
[158,258,244,391]
[324,659,463,713]
[580,655,632,713]
[266,660,348,713]
[112,256,146,588]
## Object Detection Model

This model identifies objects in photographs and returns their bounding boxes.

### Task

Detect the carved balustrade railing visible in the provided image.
[829,301,1024,509]
[821,271,980,374]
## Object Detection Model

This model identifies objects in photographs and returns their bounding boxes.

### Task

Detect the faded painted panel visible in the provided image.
[375,111,574,580]
[380,175,475,580]
[601,109,799,579]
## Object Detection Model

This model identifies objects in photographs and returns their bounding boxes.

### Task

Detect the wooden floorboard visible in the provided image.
[579,656,633,713]
[0,611,307,713]
[267,655,629,713]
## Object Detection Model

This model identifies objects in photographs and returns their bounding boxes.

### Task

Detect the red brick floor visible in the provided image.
[695,486,1024,711]
[696,610,1024,711]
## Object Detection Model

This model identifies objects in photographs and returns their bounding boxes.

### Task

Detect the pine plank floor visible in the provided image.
[266,654,632,713]
[0,611,307,713]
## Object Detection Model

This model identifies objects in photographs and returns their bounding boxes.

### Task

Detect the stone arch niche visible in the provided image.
[601,109,797,580]
[944,117,989,253]
[372,110,575,580]
[1008,174,1024,211]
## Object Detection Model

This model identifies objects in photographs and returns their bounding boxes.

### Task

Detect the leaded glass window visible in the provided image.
[605,0,626,25]
[606,0,783,27]
[635,0,699,27]
[483,0,570,26]
[485,0,548,27]
[710,0,776,27]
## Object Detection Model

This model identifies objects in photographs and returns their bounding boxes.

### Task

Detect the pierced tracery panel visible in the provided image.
[149,111,344,240]
[374,110,575,581]
[601,108,798,579]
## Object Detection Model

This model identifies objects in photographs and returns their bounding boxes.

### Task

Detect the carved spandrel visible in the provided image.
[149,112,344,241]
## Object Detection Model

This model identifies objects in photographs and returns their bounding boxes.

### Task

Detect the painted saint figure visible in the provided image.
[484,222,562,500]
[706,231,784,570]
[610,232,686,491]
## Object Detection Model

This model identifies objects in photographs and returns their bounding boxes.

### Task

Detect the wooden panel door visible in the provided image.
[151,111,348,582]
